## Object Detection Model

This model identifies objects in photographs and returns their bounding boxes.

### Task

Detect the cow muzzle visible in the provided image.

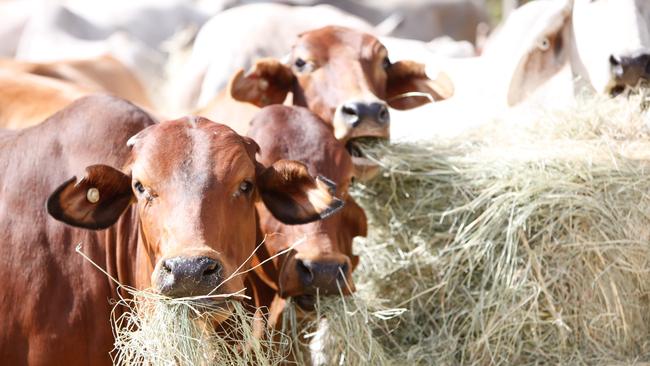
[334,99,390,181]
[282,254,355,311]
[609,51,650,95]
[154,256,223,298]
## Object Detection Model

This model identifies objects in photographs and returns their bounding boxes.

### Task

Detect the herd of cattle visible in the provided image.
[0,0,649,364]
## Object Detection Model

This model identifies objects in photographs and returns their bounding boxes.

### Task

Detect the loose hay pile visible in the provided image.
[326,94,650,365]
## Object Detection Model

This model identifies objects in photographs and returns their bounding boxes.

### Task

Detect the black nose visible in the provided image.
[340,101,390,128]
[610,52,650,87]
[156,256,222,297]
[296,258,349,295]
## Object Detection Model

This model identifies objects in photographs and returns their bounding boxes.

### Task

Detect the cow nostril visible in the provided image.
[341,104,361,127]
[202,260,219,277]
[610,54,620,67]
[296,259,314,284]
[162,260,172,273]
[610,85,626,97]
[341,105,358,117]
[377,105,390,124]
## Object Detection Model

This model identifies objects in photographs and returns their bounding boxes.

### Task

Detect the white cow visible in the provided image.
[0,0,37,57]
[258,0,489,43]
[391,0,650,142]
[14,0,219,108]
[570,0,650,95]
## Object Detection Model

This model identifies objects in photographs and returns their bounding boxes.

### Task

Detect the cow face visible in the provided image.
[230,26,451,180]
[247,106,367,311]
[46,117,343,305]
[572,0,650,95]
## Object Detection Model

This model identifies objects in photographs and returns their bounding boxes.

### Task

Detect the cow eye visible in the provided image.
[382,56,391,70]
[295,58,306,68]
[133,181,146,194]
[294,57,313,73]
[537,37,550,51]
[239,180,253,194]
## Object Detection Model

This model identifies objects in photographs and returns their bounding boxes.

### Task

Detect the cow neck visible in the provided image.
[101,206,141,300]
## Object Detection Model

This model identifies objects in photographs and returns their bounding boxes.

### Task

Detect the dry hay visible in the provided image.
[304,94,650,365]
[278,293,403,365]
[75,243,290,366]
[111,290,287,366]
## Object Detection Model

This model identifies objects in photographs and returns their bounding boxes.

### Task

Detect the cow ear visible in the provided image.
[230,58,295,107]
[256,160,344,225]
[47,165,133,230]
[386,60,454,110]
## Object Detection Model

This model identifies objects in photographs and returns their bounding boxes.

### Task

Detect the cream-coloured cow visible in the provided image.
[0,71,87,129]
[0,55,153,109]
[571,0,650,95]
[391,0,650,141]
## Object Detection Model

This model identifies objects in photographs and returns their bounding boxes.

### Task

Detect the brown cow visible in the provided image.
[246,106,367,332]
[0,54,153,109]
[199,26,452,180]
[0,69,87,129]
[0,94,342,365]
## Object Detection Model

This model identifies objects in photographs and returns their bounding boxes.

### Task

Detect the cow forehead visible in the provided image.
[249,107,353,186]
[131,118,255,182]
[295,26,385,60]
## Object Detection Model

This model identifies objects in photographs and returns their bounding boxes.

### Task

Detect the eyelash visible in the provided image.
[133,181,154,201]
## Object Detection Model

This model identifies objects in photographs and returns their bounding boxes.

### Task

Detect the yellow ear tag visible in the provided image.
[86,188,100,203]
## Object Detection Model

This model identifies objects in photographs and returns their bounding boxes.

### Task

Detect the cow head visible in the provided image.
[247,106,367,311]
[46,117,343,310]
[571,0,650,95]
[230,26,448,180]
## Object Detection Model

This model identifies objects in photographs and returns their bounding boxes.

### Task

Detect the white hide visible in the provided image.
[571,0,650,93]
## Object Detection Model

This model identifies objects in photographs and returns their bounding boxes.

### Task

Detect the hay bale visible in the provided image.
[319,94,650,365]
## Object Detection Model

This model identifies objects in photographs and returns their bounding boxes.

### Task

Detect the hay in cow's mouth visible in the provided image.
[111,290,288,366]
[74,243,290,366]
[345,136,388,166]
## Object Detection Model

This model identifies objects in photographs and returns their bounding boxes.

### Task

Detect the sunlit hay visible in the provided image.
[472,92,650,146]
[280,294,403,366]
[347,95,650,365]
[111,289,288,366]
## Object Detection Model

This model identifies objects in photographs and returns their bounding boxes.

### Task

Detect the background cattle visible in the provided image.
[208,26,450,181]
[0,70,87,129]
[0,56,153,109]
[244,0,489,43]
[390,0,650,142]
